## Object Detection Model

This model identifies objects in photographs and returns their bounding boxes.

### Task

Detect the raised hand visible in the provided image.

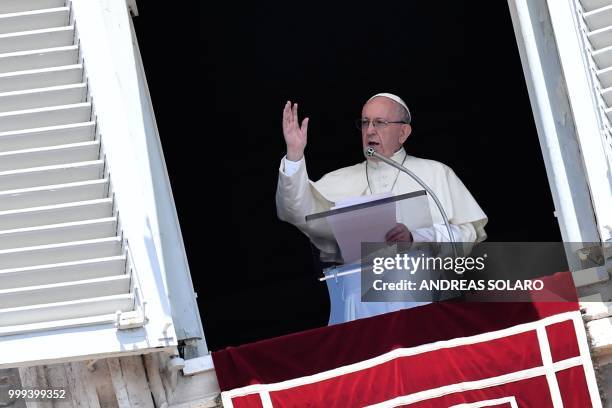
[282,101,309,161]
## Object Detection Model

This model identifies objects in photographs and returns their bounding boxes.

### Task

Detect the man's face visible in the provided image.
[361,97,411,159]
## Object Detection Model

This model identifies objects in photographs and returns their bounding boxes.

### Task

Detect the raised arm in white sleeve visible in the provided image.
[281,155,302,177]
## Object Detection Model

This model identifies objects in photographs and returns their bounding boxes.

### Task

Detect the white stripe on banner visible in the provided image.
[536,326,564,407]
[572,314,603,407]
[365,357,581,408]
[449,396,518,408]
[260,391,273,408]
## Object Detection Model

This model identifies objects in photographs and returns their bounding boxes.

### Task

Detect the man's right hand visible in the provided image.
[282,101,309,161]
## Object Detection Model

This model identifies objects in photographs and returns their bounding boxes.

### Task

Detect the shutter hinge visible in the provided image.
[115,302,147,330]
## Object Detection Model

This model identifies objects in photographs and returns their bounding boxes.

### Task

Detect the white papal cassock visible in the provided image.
[276,147,488,264]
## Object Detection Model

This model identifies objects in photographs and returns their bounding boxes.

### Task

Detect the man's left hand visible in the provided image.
[385,223,413,243]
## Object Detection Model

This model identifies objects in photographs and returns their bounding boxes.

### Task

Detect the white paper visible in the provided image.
[328,192,396,263]
[333,192,392,209]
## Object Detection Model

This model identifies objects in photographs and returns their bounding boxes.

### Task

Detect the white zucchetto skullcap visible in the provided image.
[367,92,411,123]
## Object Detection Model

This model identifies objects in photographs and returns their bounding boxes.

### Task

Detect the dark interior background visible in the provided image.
[132,1,562,351]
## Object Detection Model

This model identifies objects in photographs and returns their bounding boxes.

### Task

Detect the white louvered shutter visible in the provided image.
[547,0,612,246]
[0,0,135,336]
[573,0,612,167]
[0,0,191,367]
[509,0,612,400]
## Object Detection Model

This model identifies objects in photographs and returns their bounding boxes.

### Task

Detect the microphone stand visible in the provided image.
[365,147,459,259]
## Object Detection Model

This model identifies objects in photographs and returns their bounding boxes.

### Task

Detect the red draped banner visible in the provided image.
[213,272,600,407]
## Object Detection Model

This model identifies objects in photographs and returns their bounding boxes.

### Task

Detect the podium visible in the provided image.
[306,190,437,324]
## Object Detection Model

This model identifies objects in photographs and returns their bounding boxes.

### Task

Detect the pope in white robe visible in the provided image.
[275,93,488,322]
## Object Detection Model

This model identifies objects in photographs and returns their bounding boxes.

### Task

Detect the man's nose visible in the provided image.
[366,121,377,134]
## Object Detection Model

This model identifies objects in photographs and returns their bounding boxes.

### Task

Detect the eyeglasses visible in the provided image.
[355,118,408,131]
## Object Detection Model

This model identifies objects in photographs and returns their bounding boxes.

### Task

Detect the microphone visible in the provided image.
[364,147,459,260]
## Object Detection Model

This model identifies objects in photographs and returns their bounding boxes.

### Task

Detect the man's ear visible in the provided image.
[399,124,412,144]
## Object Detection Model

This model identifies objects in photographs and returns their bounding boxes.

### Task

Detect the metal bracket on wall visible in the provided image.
[115,302,147,330]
